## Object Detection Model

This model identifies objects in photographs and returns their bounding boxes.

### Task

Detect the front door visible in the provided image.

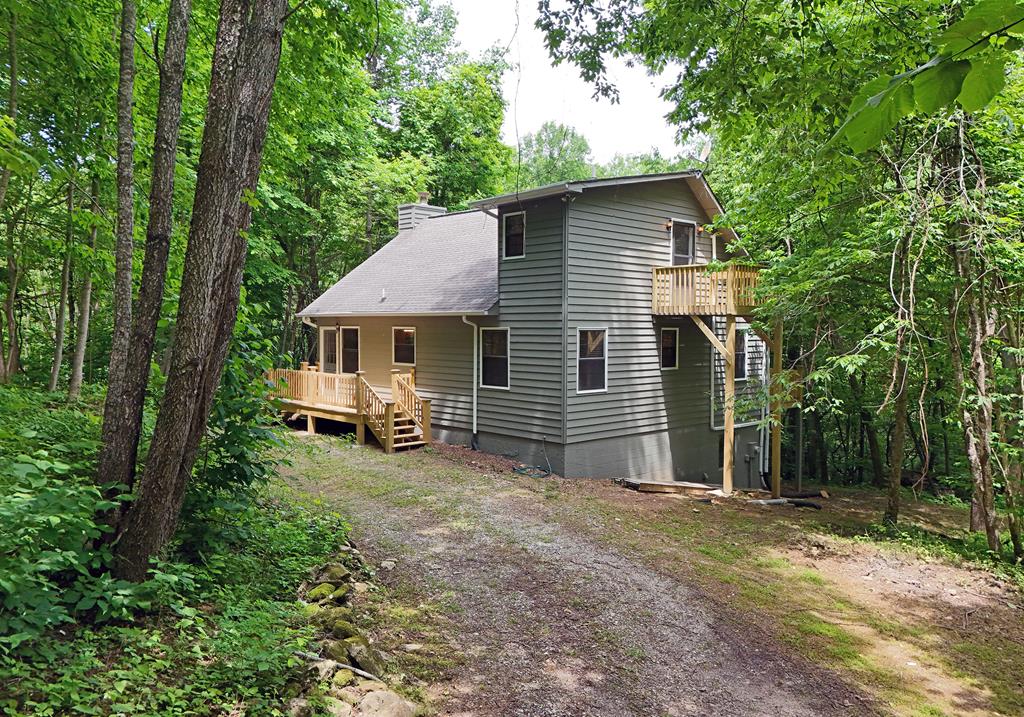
[671,220,695,265]
[320,327,339,373]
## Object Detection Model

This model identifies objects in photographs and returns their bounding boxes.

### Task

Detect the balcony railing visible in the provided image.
[652,265,760,315]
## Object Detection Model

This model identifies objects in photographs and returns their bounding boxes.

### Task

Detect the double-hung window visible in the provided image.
[503,211,525,259]
[392,327,416,366]
[577,328,608,393]
[660,327,679,370]
[735,330,749,380]
[480,328,510,389]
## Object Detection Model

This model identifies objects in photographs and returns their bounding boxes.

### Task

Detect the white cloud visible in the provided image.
[447,0,682,164]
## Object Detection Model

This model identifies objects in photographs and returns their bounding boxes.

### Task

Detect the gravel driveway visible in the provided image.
[285,439,878,717]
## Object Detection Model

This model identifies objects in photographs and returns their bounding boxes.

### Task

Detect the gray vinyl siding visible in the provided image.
[711,317,767,428]
[565,179,731,443]
[483,198,565,441]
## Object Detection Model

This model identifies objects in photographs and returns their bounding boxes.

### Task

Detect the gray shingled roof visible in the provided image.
[297,209,497,317]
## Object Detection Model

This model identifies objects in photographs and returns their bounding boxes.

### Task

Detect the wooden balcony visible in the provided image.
[266,366,431,452]
[651,265,760,316]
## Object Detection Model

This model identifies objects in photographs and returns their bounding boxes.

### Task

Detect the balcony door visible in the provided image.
[671,220,696,266]
[341,327,360,374]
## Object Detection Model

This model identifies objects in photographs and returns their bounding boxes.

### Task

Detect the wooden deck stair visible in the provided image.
[267,366,431,454]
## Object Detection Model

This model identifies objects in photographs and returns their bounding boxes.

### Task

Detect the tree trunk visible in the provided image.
[113,0,289,581]
[884,354,908,526]
[96,0,191,497]
[48,183,74,391]
[105,0,137,396]
[1,216,19,382]
[0,10,17,215]
[68,175,99,401]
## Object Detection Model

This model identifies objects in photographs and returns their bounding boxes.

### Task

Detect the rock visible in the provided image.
[323,640,352,664]
[330,584,352,603]
[330,686,362,705]
[311,659,342,680]
[313,606,354,628]
[319,563,352,584]
[299,602,321,619]
[307,582,336,601]
[344,636,385,676]
[355,678,387,691]
[356,690,417,717]
[401,643,423,653]
[331,618,358,639]
[331,668,356,688]
[322,696,353,717]
[379,559,396,570]
[285,697,311,717]
[352,582,370,594]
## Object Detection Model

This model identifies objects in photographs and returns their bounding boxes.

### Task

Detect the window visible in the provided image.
[341,327,359,373]
[320,327,338,373]
[577,328,607,393]
[671,220,695,266]
[503,211,525,259]
[392,327,416,365]
[660,327,678,370]
[735,330,748,380]
[480,328,509,389]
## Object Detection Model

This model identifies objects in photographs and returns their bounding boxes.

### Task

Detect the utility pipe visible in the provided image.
[461,315,479,449]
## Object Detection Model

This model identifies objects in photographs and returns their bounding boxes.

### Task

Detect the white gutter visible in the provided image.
[461,315,479,445]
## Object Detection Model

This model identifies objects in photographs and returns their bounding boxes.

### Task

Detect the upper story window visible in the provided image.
[503,211,525,259]
[480,327,510,389]
[392,327,416,365]
[577,328,608,393]
[735,330,749,380]
[671,220,695,265]
[660,327,678,370]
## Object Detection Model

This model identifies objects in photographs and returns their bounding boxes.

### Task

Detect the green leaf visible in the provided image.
[840,77,915,152]
[938,0,1024,55]
[913,60,970,113]
[957,53,1008,111]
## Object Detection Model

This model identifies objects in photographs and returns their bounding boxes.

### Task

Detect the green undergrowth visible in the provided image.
[1,498,348,716]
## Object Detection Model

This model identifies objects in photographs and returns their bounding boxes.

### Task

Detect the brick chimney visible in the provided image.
[397,191,446,230]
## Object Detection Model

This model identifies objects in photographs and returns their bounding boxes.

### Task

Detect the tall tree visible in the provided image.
[114,0,291,580]
[96,0,192,497]
[68,174,99,401]
[506,120,592,191]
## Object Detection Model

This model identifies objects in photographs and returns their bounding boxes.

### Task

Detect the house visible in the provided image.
[275,172,784,494]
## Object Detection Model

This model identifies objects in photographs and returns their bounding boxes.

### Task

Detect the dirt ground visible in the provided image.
[280,435,1024,717]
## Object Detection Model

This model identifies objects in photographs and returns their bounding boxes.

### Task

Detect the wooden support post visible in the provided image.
[384,402,395,453]
[307,413,316,436]
[390,368,401,396]
[421,399,432,444]
[300,361,309,371]
[771,319,783,498]
[723,314,736,495]
[355,370,366,445]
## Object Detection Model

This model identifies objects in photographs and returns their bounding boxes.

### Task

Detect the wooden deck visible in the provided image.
[651,264,760,316]
[267,366,431,452]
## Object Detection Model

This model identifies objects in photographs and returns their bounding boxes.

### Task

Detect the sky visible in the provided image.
[446,0,683,164]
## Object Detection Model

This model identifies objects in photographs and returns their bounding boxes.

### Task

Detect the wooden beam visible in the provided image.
[771,319,783,498]
[723,315,736,495]
[689,315,731,362]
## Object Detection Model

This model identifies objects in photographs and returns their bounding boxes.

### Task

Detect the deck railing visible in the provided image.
[357,374,390,447]
[652,265,760,315]
[267,367,358,408]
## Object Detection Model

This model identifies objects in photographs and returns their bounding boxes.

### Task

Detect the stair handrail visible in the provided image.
[356,374,397,451]
[390,370,432,444]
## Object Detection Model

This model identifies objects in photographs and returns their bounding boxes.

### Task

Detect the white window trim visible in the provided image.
[391,326,416,366]
[339,325,360,374]
[669,218,697,266]
[660,327,679,371]
[319,325,339,374]
[576,326,609,395]
[708,320,761,431]
[502,210,526,260]
[479,327,511,390]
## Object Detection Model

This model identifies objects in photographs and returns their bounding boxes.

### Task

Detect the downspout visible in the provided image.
[461,314,479,449]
